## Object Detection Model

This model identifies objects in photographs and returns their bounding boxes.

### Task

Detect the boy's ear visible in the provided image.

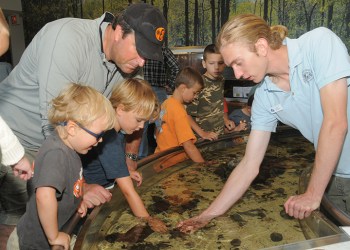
[66,120,77,136]
[178,83,186,92]
[202,59,207,69]
[115,104,125,115]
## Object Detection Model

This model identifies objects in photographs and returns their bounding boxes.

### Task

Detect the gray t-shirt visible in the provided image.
[0,13,124,151]
[17,132,82,249]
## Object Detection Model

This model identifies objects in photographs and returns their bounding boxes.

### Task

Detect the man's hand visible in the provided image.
[284,192,321,219]
[177,214,211,234]
[12,157,33,181]
[82,183,112,208]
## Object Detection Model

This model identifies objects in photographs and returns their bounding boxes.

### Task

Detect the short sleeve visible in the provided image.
[251,86,278,132]
[34,149,67,194]
[173,105,196,145]
[303,28,350,89]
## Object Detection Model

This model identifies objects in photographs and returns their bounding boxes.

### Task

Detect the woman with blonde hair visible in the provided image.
[178,13,350,233]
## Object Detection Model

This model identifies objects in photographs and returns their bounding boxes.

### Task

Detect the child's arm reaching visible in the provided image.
[36,186,71,249]
[187,115,218,140]
[182,140,205,163]
[116,176,167,233]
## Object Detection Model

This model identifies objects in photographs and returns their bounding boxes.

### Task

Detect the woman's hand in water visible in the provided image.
[176,214,211,233]
[145,216,168,233]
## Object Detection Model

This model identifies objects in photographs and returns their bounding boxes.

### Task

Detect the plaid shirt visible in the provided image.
[143,47,180,89]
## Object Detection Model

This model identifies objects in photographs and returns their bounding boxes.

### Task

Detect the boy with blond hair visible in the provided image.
[155,67,205,163]
[7,84,115,250]
[82,78,167,233]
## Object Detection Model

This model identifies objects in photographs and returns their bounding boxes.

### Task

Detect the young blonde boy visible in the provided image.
[7,84,115,250]
[155,67,205,163]
[186,44,246,141]
[82,78,167,233]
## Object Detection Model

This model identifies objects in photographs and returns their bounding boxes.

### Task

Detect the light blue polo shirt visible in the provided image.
[251,27,350,177]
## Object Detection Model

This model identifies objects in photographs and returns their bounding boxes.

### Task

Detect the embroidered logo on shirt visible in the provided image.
[270,104,283,113]
[302,69,314,83]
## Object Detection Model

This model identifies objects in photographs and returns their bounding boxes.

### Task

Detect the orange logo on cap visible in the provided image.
[155,27,165,42]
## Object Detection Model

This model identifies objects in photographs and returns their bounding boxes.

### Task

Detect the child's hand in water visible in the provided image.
[198,160,219,167]
[144,216,168,233]
[130,170,143,187]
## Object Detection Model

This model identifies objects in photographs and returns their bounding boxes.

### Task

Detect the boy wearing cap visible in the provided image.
[0,2,166,231]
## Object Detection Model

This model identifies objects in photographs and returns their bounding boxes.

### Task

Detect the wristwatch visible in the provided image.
[125,152,138,161]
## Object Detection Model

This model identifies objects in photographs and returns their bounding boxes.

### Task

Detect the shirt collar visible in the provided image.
[97,12,118,71]
[284,37,302,71]
[261,37,303,93]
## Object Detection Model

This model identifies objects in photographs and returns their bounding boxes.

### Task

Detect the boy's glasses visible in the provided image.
[75,122,105,141]
[58,121,105,142]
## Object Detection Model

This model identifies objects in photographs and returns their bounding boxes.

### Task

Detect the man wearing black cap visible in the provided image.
[0,2,166,229]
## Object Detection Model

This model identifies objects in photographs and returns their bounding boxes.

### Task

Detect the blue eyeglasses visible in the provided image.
[58,121,105,141]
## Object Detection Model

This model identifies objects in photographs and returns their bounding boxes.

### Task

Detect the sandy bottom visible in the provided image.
[95,133,316,249]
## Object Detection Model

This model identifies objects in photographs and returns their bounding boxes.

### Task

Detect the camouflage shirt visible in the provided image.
[186,75,225,135]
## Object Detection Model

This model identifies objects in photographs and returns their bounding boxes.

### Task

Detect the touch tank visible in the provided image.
[71,126,349,249]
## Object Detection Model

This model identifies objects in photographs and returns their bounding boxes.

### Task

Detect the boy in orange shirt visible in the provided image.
[155,67,205,163]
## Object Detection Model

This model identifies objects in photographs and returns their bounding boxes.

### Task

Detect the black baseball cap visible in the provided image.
[124,3,167,62]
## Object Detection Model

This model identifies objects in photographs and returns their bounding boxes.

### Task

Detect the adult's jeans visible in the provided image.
[326,175,350,215]
[138,86,168,159]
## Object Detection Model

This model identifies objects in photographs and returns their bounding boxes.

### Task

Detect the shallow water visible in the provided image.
[91,132,316,249]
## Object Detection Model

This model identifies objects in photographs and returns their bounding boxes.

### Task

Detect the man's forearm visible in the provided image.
[203,157,259,219]
[306,119,347,200]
